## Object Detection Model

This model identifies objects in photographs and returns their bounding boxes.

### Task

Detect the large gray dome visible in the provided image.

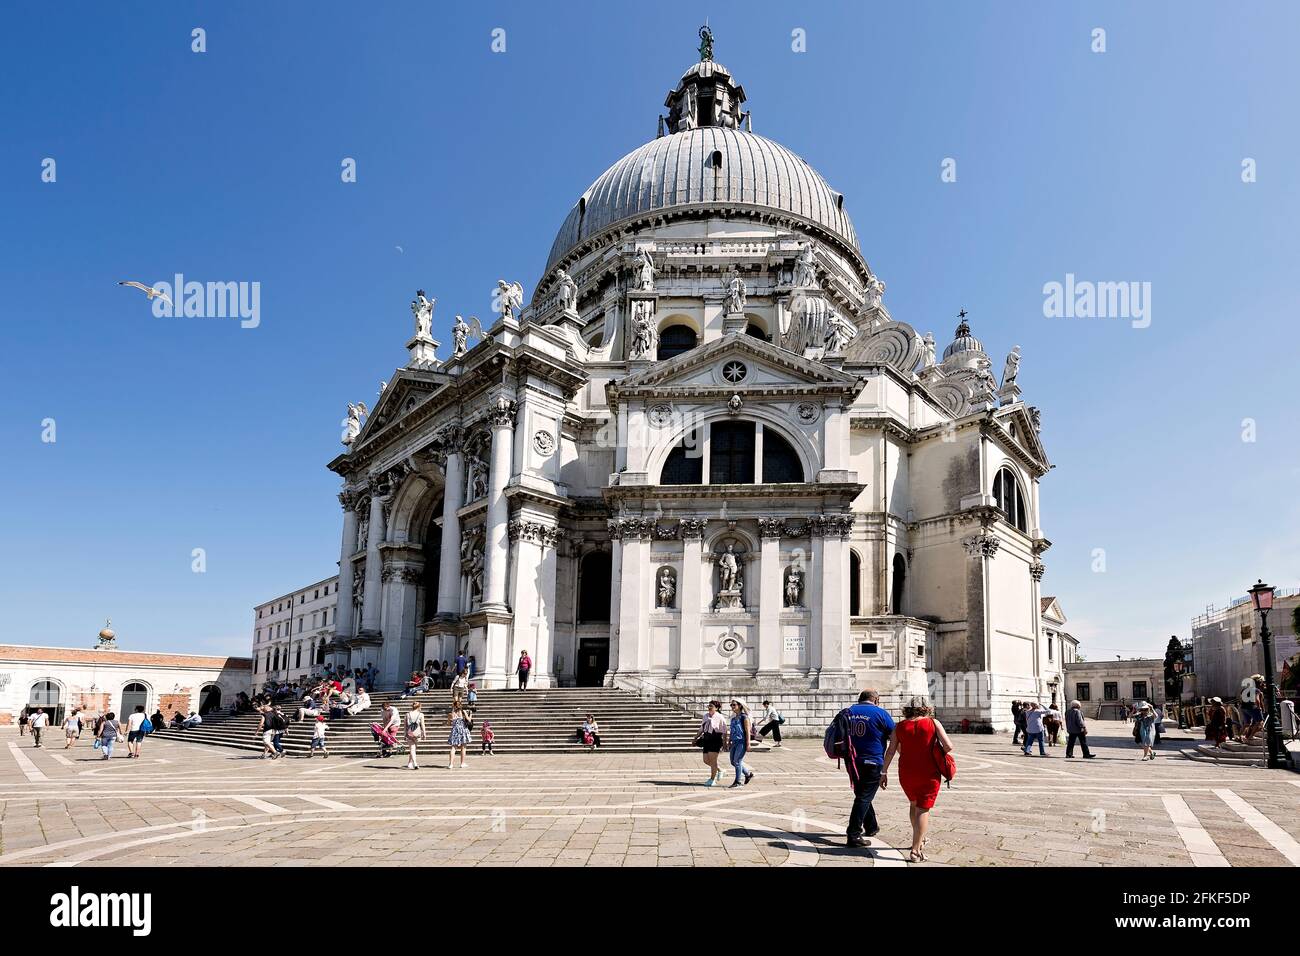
[545,127,860,273]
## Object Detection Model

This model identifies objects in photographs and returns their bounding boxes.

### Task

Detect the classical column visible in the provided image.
[676,518,708,679]
[359,489,387,635]
[334,491,359,641]
[758,518,783,679]
[435,441,464,617]
[816,515,855,688]
[614,519,646,676]
[508,520,563,689]
[380,561,424,686]
[606,536,623,687]
[483,400,516,609]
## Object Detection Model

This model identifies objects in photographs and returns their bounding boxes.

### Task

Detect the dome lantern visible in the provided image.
[661,28,748,135]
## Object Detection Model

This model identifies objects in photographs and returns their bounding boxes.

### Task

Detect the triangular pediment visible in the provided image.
[1040,596,1065,625]
[993,403,1050,471]
[613,334,862,396]
[352,367,447,449]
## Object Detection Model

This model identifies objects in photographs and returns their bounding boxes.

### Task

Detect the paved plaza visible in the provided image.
[0,723,1296,868]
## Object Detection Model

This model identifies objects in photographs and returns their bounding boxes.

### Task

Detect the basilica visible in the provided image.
[325,39,1055,729]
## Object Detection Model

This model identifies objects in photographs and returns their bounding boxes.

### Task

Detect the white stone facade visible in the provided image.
[323,50,1057,729]
[251,575,339,688]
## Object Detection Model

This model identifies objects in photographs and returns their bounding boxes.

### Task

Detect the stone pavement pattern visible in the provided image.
[1,723,1296,867]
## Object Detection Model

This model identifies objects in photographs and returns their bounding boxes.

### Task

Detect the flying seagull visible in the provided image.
[118,280,172,305]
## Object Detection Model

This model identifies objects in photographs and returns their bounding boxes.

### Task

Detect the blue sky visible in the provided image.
[2,1,1296,659]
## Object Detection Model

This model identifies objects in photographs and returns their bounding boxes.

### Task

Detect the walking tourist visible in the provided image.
[516,650,532,690]
[837,689,894,847]
[1134,702,1158,760]
[126,705,148,758]
[258,705,280,759]
[63,709,82,749]
[726,699,754,788]
[28,707,48,748]
[1043,703,1063,747]
[1021,702,1048,757]
[18,707,29,737]
[447,701,471,769]
[455,649,468,676]
[480,720,495,755]
[697,700,726,786]
[1064,700,1095,758]
[309,715,330,758]
[451,670,469,706]
[882,697,954,863]
[756,700,784,746]
[98,711,122,759]
[405,701,426,770]
[1011,701,1025,747]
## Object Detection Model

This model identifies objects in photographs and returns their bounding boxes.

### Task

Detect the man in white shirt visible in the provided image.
[28,708,49,748]
[182,711,202,728]
[756,700,783,747]
[126,706,149,758]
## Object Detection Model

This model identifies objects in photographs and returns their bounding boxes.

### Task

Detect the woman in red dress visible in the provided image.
[882,697,954,863]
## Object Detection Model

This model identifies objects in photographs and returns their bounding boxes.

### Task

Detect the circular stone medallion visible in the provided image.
[533,430,556,456]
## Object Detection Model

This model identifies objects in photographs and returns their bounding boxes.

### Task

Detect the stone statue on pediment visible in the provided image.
[411,290,435,338]
[724,273,747,315]
[636,248,657,292]
[824,312,857,353]
[1001,346,1021,389]
[793,242,817,288]
[920,332,937,369]
[555,268,578,314]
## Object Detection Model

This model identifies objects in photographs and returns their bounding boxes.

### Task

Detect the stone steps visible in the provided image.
[149,688,702,755]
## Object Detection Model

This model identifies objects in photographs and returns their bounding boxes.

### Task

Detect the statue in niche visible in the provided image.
[723,272,747,315]
[629,300,657,359]
[468,545,484,607]
[555,268,578,314]
[636,248,657,292]
[656,567,677,609]
[717,543,739,592]
[792,242,817,288]
[784,565,804,607]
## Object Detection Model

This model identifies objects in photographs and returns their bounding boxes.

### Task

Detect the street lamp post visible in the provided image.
[1247,579,1285,770]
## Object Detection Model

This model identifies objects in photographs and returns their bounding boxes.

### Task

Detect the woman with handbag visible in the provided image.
[696,701,726,785]
[882,697,954,863]
[98,711,123,760]
[405,701,426,770]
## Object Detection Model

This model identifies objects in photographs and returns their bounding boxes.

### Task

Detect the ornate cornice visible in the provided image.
[678,517,709,539]
[808,513,855,538]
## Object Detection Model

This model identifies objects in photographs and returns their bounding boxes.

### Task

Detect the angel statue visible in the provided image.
[823,311,857,352]
[636,248,656,292]
[411,290,435,339]
[342,401,368,447]
[1001,346,1022,389]
[723,272,747,315]
[496,279,524,321]
[452,314,485,358]
[555,268,579,315]
[792,242,817,288]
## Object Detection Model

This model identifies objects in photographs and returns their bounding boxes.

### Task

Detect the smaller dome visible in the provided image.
[942,315,984,362]
[98,618,116,640]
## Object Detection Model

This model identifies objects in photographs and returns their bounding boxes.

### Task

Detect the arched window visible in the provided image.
[992,467,1028,533]
[710,421,755,484]
[849,550,862,616]
[28,680,63,722]
[660,431,703,485]
[891,554,907,615]
[745,323,767,341]
[578,551,612,623]
[761,429,803,483]
[657,324,698,360]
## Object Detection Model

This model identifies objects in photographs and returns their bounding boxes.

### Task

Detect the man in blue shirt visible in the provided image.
[843,689,895,847]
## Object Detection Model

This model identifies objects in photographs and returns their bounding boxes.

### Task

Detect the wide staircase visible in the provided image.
[1181,735,1269,767]
[148,687,701,757]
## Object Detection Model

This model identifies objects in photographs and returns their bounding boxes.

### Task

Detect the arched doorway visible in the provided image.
[28,680,64,724]
[576,551,612,687]
[120,681,149,716]
[199,684,222,715]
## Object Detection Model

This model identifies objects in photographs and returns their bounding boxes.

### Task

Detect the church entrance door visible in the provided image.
[576,639,609,687]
